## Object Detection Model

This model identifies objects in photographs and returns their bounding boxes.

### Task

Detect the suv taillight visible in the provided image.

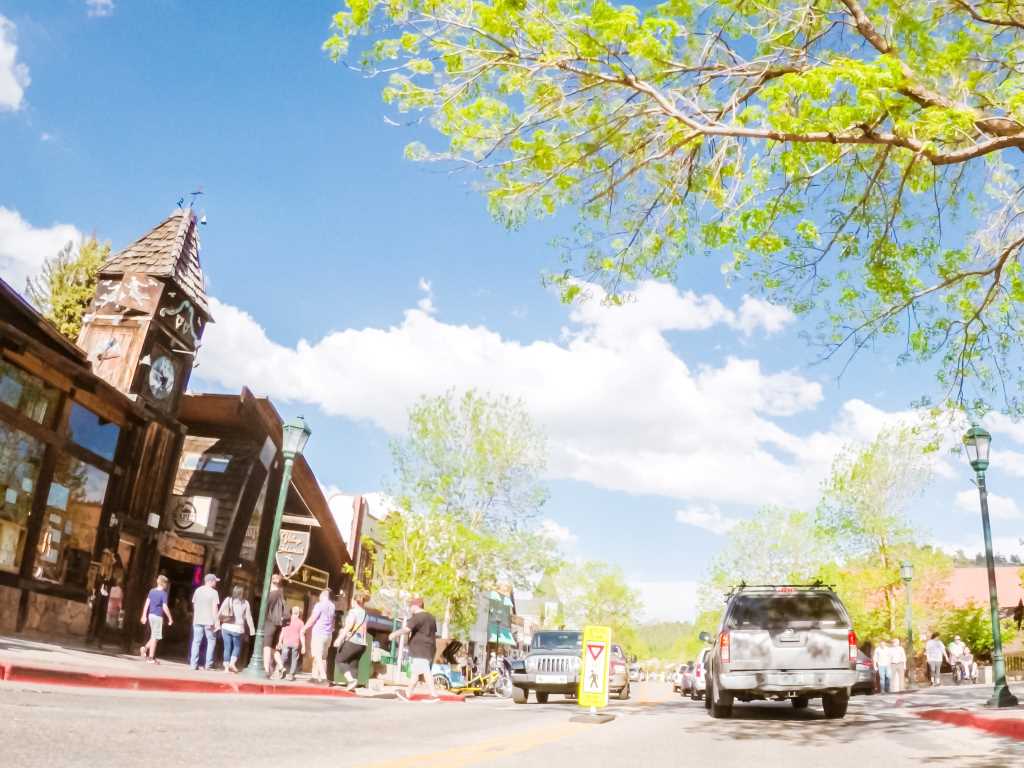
[848,630,858,665]
[720,631,731,663]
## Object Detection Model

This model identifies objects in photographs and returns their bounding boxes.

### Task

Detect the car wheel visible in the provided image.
[709,679,733,719]
[535,692,549,704]
[822,691,849,719]
[512,686,528,704]
[617,683,630,700]
[791,696,809,710]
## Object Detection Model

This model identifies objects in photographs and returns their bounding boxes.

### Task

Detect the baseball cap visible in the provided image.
[204,573,220,584]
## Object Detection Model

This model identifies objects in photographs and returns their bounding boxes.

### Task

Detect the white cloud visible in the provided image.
[985,413,1024,446]
[86,0,115,18]
[674,504,739,535]
[0,207,82,297]
[937,535,1024,560]
[995,449,1024,478]
[39,132,53,142]
[416,277,435,314]
[538,518,576,545]
[633,579,699,624]
[734,295,795,336]
[955,489,1022,520]
[0,16,30,111]
[195,280,930,510]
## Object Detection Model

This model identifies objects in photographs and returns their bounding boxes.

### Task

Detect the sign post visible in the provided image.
[572,625,615,724]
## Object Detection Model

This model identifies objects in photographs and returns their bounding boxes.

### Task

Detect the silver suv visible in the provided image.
[701,584,858,719]
[510,630,581,704]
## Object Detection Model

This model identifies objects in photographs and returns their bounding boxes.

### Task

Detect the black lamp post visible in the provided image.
[900,560,914,686]
[963,422,1018,708]
[243,416,311,678]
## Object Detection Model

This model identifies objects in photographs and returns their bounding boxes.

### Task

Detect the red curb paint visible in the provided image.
[407,693,465,703]
[919,709,1024,741]
[1,664,368,699]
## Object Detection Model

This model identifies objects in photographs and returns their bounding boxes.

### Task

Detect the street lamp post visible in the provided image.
[963,422,1018,708]
[243,416,312,678]
[900,560,914,686]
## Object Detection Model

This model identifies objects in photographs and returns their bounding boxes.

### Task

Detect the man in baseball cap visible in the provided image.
[190,573,222,670]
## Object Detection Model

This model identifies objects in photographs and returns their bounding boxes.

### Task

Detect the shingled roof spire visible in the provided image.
[99,207,210,316]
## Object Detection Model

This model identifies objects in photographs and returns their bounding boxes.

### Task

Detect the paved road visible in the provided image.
[2,680,1022,767]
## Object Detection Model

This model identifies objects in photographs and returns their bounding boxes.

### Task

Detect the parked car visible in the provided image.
[852,650,875,695]
[691,649,710,700]
[628,662,643,682]
[609,644,631,700]
[680,662,695,695]
[671,664,686,693]
[702,584,858,719]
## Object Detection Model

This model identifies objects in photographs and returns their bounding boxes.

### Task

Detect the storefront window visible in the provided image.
[33,453,109,589]
[68,402,120,462]
[0,360,59,427]
[0,423,45,574]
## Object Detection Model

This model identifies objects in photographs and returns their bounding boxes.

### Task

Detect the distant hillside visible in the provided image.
[633,621,697,662]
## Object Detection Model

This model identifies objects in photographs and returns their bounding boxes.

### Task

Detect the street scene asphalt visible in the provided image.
[3,680,1023,768]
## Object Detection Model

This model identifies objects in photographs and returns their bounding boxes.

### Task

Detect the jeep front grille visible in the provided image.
[536,656,579,674]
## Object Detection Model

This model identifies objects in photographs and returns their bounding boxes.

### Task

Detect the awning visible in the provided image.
[489,625,515,646]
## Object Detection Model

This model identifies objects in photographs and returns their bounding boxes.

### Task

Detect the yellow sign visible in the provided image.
[578,625,612,709]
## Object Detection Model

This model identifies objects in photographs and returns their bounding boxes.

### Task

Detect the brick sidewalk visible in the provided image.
[919,708,1024,740]
[0,635,462,701]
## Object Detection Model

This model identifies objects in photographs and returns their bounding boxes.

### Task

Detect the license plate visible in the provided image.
[537,674,568,684]
[777,673,803,685]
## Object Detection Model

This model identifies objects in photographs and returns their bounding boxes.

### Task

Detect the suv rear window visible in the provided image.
[726,594,847,629]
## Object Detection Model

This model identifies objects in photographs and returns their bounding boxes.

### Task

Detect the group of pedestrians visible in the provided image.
[138,571,441,701]
[925,633,975,685]
[871,638,908,693]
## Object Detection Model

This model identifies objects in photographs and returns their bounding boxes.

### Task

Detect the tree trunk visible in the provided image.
[442,596,452,638]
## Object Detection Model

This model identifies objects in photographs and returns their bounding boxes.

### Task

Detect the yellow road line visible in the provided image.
[355,722,581,768]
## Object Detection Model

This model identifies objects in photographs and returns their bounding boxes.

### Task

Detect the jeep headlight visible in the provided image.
[526,656,539,672]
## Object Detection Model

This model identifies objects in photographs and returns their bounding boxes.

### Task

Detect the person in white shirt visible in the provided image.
[889,638,907,692]
[925,633,949,686]
[873,640,893,693]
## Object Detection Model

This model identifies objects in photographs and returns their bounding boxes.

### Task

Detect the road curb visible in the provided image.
[0,661,466,700]
[918,709,1024,741]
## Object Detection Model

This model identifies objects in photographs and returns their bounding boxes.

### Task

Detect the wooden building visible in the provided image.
[0,207,350,651]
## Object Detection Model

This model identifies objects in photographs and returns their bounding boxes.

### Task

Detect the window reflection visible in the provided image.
[34,453,109,589]
[0,360,59,427]
[0,423,44,574]
[68,403,120,462]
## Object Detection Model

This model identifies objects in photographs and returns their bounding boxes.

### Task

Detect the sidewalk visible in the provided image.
[0,635,462,701]
[907,683,1024,741]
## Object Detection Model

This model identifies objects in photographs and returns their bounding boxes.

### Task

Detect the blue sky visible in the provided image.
[2,1,1022,622]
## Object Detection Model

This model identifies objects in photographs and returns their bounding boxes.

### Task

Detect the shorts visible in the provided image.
[310,632,330,660]
[410,657,431,678]
[147,614,164,641]
[262,623,281,650]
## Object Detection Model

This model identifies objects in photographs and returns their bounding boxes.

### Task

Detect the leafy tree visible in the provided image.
[389,390,555,634]
[26,237,109,341]
[702,506,830,605]
[327,0,1024,411]
[936,603,1018,661]
[818,424,935,633]
[550,560,643,649]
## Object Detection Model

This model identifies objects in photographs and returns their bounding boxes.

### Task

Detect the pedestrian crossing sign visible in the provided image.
[578,625,611,709]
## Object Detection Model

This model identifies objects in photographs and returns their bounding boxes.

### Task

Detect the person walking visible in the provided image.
[925,632,949,686]
[890,638,907,693]
[333,590,370,691]
[276,606,306,681]
[303,588,336,684]
[190,573,221,671]
[262,573,287,677]
[219,585,256,673]
[389,596,439,702]
[139,575,173,664]
[873,639,893,693]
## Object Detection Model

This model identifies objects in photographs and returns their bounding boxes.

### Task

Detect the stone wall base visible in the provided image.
[0,584,20,634]
[21,592,90,638]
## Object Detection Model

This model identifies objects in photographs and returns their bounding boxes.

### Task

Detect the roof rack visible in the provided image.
[724,581,835,598]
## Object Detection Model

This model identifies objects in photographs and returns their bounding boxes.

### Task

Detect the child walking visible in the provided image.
[140,575,173,664]
[276,605,306,681]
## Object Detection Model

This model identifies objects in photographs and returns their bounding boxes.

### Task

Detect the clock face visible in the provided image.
[148,355,176,400]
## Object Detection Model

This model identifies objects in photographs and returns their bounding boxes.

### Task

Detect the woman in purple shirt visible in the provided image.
[303,588,335,684]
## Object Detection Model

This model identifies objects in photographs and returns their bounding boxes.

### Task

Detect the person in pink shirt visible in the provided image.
[276,606,306,681]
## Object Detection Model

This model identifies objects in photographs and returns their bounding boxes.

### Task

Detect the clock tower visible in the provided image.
[77,207,211,415]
